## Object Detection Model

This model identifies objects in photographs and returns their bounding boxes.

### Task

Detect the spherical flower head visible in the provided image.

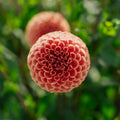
[27,31,90,93]
[26,11,71,46]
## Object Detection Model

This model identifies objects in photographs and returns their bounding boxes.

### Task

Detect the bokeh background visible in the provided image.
[0,0,120,120]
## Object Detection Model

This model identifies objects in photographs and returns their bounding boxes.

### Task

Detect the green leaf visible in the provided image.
[0,44,3,52]
[18,0,24,5]
[103,12,109,20]
[113,39,120,47]
[106,87,115,100]
[28,0,38,6]
[101,102,115,119]
[24,94,36,114]
[3,81,19,93]
[114,115,120,120]
[71,2,84,21]
[36,102,47,117]
[99,21,117,36]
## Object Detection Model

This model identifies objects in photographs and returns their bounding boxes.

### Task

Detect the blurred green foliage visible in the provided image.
[0,0,120,120]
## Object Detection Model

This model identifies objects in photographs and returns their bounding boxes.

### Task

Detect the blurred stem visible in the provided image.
[11,30,40,103]
[57,0,62,13]
[112,67,120,119]
[91,0,107,42]
[11,0,21,15]
[69,0,76,32]
[15,91,35,120]
[69,0,73,9]
[0,3,7,19]
[57,94,64,120]
[18,55,39,102]
[0,68,10,81]
[0,68,35,120]
[72,87,82,118]
[91,0,107,59]
[0,55,10,74]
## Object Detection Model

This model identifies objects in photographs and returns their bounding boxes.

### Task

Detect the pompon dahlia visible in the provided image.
[27,31,90,93]
[26,11,71,46]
